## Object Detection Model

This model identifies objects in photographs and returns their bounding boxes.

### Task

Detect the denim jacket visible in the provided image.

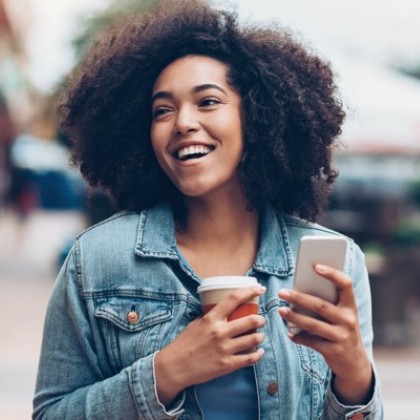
[33,202,383,419]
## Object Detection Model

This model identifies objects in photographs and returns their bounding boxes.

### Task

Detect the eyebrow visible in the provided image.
[151,83,228,103]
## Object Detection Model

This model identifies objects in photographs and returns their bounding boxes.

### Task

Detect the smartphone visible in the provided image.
[287,235,348,334]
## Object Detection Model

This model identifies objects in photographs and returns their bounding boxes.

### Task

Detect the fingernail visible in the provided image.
[315,264,329,273]
[255,286,266,294]
[279,288,291,298]
[279,307,289,316]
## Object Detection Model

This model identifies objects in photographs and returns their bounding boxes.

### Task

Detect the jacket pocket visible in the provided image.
[93,291,175,369]
[296,344,328,384]
[95,294,173,332]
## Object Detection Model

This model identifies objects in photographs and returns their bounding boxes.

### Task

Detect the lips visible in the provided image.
[174,144,215,161]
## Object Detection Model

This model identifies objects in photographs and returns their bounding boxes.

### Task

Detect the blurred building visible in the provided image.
[328,58,420,242]
[322,58,420,345]
[0,0,33,207]
[0,0,34,128]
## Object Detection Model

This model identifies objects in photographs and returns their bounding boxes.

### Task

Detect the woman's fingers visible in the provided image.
[154,287,267,396]
[314,264,355,307]
[279,265,356,322]
[192,286,266,355]
[277,264,374,403]
[227,313,266,336]
[279,288,338,324]
[213,329,266,356]
[233,347,265,367]
[278,264,362,353]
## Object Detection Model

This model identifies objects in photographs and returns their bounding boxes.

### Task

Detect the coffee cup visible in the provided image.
[197,276,260,320]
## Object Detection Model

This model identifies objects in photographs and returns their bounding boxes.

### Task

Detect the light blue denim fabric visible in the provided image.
[33,202,383,419]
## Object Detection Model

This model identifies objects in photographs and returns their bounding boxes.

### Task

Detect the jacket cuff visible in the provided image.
[128,352,185,419]
[324,365,383,419]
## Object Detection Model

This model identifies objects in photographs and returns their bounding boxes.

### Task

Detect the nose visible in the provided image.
[174,106,199,135]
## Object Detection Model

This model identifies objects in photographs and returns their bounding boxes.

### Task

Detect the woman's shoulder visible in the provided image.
[68,211,144,287]
[70,211,148,264]
[277,211,367,264]
[73,202,173,255]
[275,211,366,277]
[76,211,141,243]
[276,210,354,243]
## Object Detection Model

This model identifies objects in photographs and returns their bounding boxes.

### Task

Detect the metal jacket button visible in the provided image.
[267,382,278,395]
[127,311,139,324]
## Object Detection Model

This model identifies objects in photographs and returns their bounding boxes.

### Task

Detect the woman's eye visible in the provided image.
[152,107,171,118]
[200,97,220,107]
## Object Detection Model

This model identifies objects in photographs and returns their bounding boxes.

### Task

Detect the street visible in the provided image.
[1,210,419,419]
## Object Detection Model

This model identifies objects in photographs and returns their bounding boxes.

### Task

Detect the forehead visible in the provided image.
[152,55,230,93]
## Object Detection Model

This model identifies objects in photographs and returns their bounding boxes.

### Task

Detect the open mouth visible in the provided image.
[175,145,215,161]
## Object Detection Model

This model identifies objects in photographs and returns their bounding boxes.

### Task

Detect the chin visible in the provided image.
[172,179,214,198]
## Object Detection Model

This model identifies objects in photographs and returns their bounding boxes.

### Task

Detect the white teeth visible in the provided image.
[177,145,212,160]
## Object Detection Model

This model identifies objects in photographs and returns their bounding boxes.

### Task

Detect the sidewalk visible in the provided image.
[374,347,420,419]
[1,210,419,419]
[0,210,86,420]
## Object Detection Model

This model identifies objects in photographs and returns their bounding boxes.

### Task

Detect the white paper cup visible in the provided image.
[197,276,260,320]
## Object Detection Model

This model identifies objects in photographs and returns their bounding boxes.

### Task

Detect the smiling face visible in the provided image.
[150,55,244,202]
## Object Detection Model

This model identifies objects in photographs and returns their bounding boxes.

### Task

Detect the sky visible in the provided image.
[24,0,420,93]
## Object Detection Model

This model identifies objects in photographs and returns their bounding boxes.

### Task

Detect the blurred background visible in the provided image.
[1,0,419,418]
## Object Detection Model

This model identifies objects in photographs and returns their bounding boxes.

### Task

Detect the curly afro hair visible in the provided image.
[58,0,345,221]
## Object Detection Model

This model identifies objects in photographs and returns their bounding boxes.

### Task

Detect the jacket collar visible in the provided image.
[135,202,179,259]
[254,205,294,277]
[135,202,294,277]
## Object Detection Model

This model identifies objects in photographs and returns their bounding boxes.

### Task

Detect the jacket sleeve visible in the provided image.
[32,247,185,420]
[322,240,384,420]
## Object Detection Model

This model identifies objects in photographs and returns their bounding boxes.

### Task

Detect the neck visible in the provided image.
[174,192,261,278]
[176,193,259,246]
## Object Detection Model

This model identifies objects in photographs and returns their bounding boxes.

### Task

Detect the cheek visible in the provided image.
[150,123,158,145]
[226,117,244,155]
[223,111,243,139]
[150,126,165,156]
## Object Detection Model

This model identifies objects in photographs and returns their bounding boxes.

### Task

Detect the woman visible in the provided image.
[33,1,383,418]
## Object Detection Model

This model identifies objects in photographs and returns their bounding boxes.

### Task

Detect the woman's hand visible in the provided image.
[154,286,266,407]
[278,264,373,405]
